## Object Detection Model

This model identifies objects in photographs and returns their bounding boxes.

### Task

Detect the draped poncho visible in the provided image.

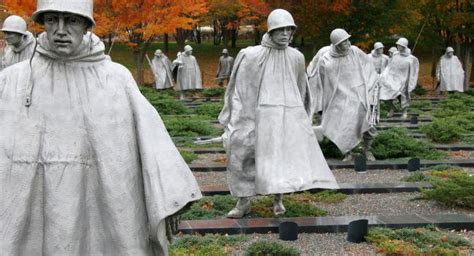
[379,49,419,100]
[368,50,389,74]
[151,54,174,90]
[1,31,36,70]
[436,54,464,92]
[217,55,234,79]
[175,54,202,91]
[0,32,201,256]
[316,45,378,153]
[219,34,338,197]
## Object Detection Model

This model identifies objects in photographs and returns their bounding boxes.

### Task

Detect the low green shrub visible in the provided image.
[402,166,465,182]
[196,102,224,119]
[422,172,474,208]
[421,118,465,143]
[411,85,427,96]
[181,193,332,220]
[202,87,226,97]
[372,128,446,160]
[245,241,300,256]
[319,138,344,158]
[163,117,220,137]
[170,234,248,256]
[366,226,472,255]
[180,150,198,164]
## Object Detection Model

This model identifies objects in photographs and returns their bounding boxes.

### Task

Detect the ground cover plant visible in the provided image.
[245,241,300,256]
[402,166,474,208]
[195,102,224,119]
[180,191,345,220]
[366,226,472,255]
[202,87,226,98]
[179,150,199,164]
[163,116,221,137]
[372,128,446,160]
[170,234,249,256]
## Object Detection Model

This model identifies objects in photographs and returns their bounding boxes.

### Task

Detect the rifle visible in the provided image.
[369,76,383,127]
[145,54,158,80]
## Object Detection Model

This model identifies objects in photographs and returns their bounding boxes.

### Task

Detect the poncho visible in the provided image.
[0,32,201,256]
[436,54,464,92]
[152,54,174,90]
[379,49,419,100]
[175,54,202,91]
[307,45,331,114]
[316,45,378,153]
[1,31,36,70]
[217,55,234,79]
[219,34,338,197]
[368,50,389,74]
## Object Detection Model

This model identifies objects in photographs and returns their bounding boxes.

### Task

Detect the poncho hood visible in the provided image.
[261,33,289,49]
[11,31,35,53]
[36,32,106,63]
[329,42,351,58]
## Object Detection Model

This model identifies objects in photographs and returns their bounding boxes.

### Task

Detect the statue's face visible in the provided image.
[43,12,88,56]
[4,31,23,47]
[447,52,454,57]
[335,39,351,53]
[376,48,384,55]
[185,50,192,56]
[270,26,294,46]
[397,45,405,52]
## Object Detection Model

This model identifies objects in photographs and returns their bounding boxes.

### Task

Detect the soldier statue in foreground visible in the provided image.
[0,1,201,255]
[219,9,338,219]
[1,15,36,70]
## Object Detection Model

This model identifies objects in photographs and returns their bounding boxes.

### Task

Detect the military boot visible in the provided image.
[227,197,251,219]
[363,137,376,161]
[273,194,286,216]
[401,107,408,119]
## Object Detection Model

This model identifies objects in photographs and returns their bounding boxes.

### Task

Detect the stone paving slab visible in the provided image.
[190,159,474,172]
[178,214,474,235]
[200,182,433,196]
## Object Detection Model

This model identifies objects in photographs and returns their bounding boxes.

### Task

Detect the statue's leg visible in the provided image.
[179,90,186,100]
[273,194,286,216]
[387,100,395,117]
[227,197,251,219]
[400,89,410,119]
[363,127,377,161]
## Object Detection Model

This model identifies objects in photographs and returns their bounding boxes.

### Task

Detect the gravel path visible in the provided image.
[173,230,474,256]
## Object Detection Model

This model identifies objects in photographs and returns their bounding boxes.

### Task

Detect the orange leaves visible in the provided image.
[3,0,36,19]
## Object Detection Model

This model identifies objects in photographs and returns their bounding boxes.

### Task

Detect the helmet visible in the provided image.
[330,28,351,46]
[1,15,28,35]
[389,47,397,53]
[446,47,454,53]
[32,0,95,28]
[222,48,228,54]
[154,49,163,56]
[184,45,193,52]
[267,9,296,33]
[396,37,408,48]
[374,42,384,50]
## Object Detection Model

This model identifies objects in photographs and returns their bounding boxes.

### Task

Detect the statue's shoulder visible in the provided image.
[103,60,135,81]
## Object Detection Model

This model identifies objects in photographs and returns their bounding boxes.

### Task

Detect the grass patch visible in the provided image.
[163,116,220,137]
[180,192,338,220]
[421,118,465,143]
[373,128,446,160]
[366,226,472,255]
[202,87,226,97]
[180,150,198,164]
[245,241,300,256]
[411,85,428,96]
[170,234,249,256]
[195,102,224,119]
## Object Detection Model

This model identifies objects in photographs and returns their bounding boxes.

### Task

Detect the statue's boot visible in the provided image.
[179,91,186,100]
[401,107,408,119]
[364,137,376,162]
[342,152,353,162]
[273,194,286,216]
[227,197,250,219]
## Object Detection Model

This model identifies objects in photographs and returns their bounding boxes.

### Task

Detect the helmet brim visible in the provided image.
[334,34,351,46]
[268,24,297,33]
[1,28,27,35]
[32,10,95,28]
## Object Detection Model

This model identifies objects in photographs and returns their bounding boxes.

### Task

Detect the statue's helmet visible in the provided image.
[1,15,28,35]
[154,49,163,56]
[267,9,296,33]
[374,42,384,50]
[222,48,228,54]
[389,47,397,53]
[446,47,454,53]
[184,45,193,52]
[330,28,351,46]
[32,0,95,28]
[396,37,409,48]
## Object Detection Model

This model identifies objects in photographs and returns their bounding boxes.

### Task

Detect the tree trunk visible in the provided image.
[462,43,472,91]
[223,28,229,49]
[134,41,151,86]
[430,47,438,89]
[163,33,169,53]
[254,28,261,45]
[196,27,201,44]
[176,28,186,52]
[231,29,237,48]
[213,20,221,45]
[300,37,305,47]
